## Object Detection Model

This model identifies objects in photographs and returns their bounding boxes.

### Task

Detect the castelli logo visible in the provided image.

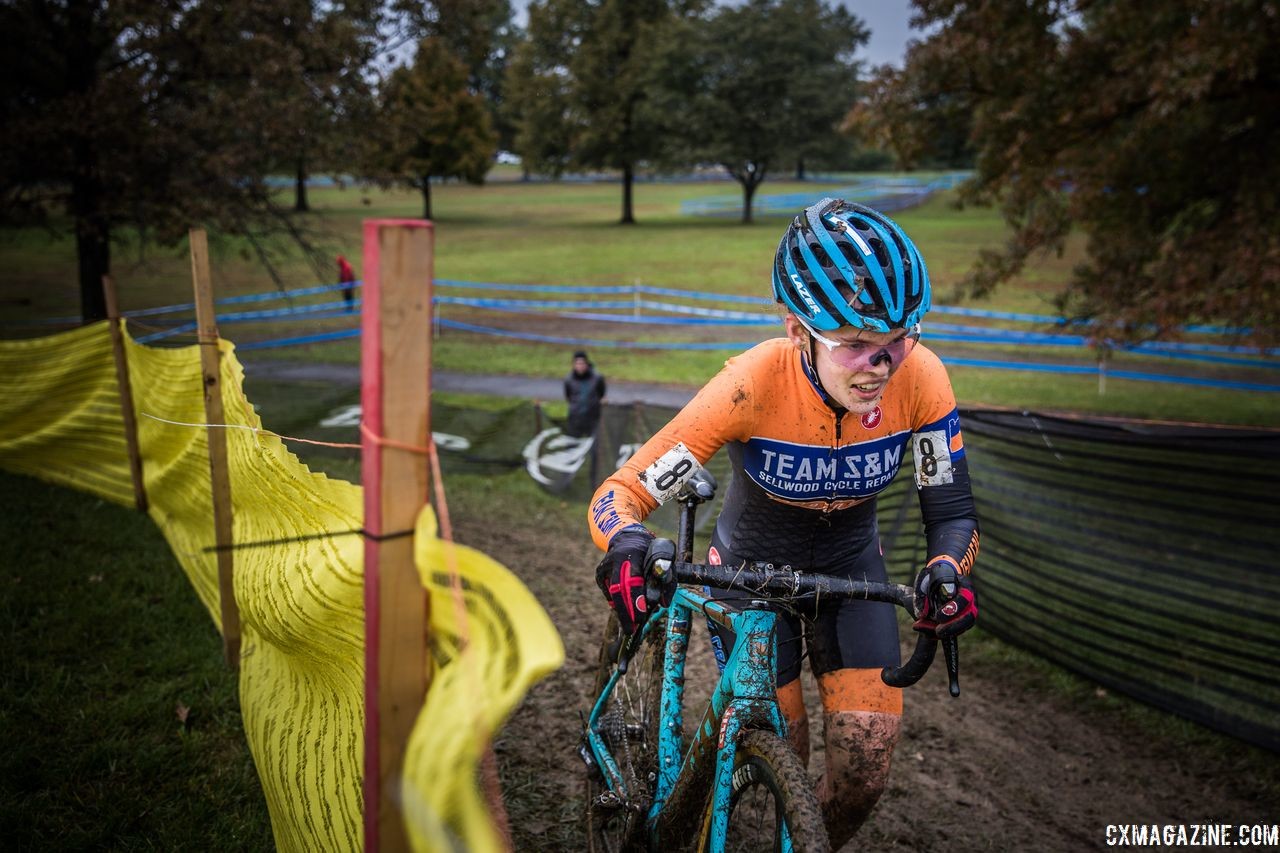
[861,406,882,429]
[708,546,722,566]
[941,600,959,617]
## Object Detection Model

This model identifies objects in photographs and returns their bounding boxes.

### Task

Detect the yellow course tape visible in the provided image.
[0,320,564,851]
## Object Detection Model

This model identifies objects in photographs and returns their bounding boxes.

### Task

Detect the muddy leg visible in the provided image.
[777,677,809,765]
[814,669,903,848]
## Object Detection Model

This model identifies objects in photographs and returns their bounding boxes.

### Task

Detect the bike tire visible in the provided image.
[713,730,829,853]
[585,612,667,853]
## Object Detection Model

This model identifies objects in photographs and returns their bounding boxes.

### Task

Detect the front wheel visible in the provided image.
[585,612,667,853]
[713,730,829,853]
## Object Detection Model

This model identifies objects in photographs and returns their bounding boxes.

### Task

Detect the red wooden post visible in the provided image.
[361,219,434,852]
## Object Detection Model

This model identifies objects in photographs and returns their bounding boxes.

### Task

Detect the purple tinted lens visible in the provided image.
[828,336,914,370]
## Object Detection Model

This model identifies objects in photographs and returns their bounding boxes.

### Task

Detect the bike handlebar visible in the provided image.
[645,538,960,695]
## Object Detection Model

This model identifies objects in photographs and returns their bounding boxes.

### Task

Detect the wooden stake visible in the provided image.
[102,275,148,513]
[189,229,241,669]
[361,219,433,853]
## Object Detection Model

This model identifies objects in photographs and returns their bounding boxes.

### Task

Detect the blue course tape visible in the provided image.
[556,311,770,327]
[435,296,635,310]
[637,286,772,306]
[217,314,1277,391]
[436,300,1277,369]
[639,299,775,320]
[135,322,198,344]
[236,328,360,351]
[118,281,361,321]
[943,357,1280,392]
[98,275,1254,342]
[436,279,634,294]
[216,299,360,323]
[437,319,760,350]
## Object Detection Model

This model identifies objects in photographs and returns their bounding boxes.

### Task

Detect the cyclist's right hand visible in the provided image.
[595,525,656,635]
[913,557,977,639]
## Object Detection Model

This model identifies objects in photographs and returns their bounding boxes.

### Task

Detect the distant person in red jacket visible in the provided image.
[337,255,356,310]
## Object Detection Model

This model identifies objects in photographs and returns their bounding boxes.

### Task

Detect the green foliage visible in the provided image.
[676,0,868,222]
[502,0,582,176]
[0,472,272,848]
[0,0,382,319]
[378,37,498,219]
[861,0,1280,347]
[259,1,381,213]
[429,0,521,151]
[506,0,704,223]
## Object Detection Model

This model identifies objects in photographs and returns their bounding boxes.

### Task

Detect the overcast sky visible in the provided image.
[841,0,921,68]
[510,0,924,69]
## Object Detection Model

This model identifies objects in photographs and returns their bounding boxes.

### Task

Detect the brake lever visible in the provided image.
[925,563,963,698]
[942,635,960,697]
[615,633,639,675]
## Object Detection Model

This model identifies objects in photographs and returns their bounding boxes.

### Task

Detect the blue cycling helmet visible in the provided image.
[772,197,931,333]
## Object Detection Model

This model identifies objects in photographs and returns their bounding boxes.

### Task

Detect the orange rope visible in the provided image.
[359,421,432,455]
[428,441,454,541]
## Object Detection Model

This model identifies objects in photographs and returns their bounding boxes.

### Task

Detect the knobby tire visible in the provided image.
[713,730,829,853]
[586,612,667,853]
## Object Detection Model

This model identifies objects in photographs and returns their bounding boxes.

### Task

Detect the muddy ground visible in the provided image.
[454,510,1278,852]
[239,358,1277,851]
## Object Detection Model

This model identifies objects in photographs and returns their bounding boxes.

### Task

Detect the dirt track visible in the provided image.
[455,512,1278,852]
[245,359,1278,851]
[238,355,1278,850]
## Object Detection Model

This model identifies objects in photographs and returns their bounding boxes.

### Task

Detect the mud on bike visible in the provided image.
[580,472,963,852]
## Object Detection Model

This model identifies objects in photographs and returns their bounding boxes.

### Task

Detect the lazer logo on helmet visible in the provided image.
[788,273,822,317]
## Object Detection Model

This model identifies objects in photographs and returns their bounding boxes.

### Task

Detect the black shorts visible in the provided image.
[703,533,901,686]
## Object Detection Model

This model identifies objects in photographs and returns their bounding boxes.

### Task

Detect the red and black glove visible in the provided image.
[595,525,656,636]
[913,558,977,639]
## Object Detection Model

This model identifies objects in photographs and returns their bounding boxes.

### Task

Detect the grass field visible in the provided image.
[3,175,1278,846]
[2,177,1275,426]
[0,471,273,849]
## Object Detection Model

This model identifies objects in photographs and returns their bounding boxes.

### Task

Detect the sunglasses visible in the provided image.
[798,318,921,371]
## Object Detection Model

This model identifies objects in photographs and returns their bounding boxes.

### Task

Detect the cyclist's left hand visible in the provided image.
[595,525,656,636]
[913,558,977,638]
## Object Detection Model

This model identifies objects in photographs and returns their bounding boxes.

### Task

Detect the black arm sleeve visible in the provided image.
[917,453,980,574]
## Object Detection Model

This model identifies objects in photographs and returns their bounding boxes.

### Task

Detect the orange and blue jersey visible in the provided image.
[589,338,979,576]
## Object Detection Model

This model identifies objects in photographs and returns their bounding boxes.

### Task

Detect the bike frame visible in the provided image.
[586,586,796,852]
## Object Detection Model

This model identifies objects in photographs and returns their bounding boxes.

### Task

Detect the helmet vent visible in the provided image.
[868,237,888,265]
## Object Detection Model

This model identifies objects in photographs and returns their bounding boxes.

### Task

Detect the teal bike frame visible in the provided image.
[583,473,955,851]
[586,585,794,852]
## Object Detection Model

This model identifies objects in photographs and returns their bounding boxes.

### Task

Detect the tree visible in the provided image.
[378,37,497,219]
[259,2,380,213]
[683,0,867,223]
[506,0,701,223]
[859,0,1279,347]
[439,0,521,151]
[845,63,973,170]
[570,0,695,224]
[502,0,582,177]
[0,0,380,322]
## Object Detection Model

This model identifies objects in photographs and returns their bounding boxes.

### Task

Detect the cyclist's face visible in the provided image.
[784,315,918,414]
